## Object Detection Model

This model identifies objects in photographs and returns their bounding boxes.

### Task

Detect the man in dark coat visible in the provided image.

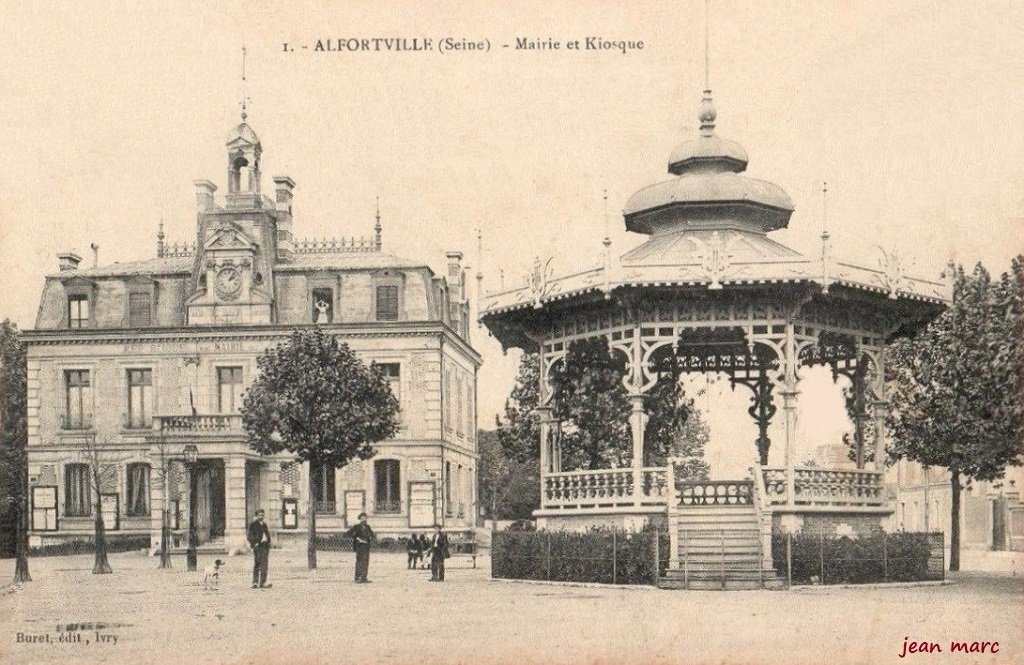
[407,533,423,569]
[247,509,272,589]
[345,512,374,583]
[427,524,450,582]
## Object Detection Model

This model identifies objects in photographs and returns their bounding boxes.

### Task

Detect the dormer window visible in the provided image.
[375,285,399,321]
[128,292,152,327]
[68,295,89,328]
[312,288,334,324]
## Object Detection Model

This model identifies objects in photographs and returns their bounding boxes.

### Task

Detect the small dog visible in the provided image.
[203,559,225,591]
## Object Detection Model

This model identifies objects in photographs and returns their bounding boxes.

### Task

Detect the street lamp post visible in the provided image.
[184,444,199,571]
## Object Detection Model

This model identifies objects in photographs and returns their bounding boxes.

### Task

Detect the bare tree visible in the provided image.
[80,434,115,574]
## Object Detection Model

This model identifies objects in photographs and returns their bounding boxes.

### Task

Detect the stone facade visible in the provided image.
[23,117,482,553]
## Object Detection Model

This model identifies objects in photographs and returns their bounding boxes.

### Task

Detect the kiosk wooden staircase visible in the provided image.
[659,478,783,590]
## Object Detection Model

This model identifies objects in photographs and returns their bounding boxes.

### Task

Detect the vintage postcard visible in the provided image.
[0,2,1021,664]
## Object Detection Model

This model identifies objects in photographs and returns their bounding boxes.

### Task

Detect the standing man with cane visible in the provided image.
[346,512,374,583]
[247,509,272,589]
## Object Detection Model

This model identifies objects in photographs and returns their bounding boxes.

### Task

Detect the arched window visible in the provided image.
[229,156,251,192]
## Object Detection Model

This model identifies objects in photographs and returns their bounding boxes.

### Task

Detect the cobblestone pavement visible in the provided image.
[1,549,1021,665]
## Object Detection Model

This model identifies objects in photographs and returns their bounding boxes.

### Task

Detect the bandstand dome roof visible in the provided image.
[668,134,748,174]
[624,91,793,235]
[479,89,949,332]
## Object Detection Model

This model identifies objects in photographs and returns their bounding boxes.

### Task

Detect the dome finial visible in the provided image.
[240,46,249,121]
[699,0,716,136]
[699,89,717,136]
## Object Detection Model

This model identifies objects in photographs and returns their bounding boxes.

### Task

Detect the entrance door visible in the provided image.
[190,460,226,545]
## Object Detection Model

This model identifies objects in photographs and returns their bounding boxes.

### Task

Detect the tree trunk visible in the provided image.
[12,455,31,583]
[307,460,318,570]
[93,508,112,574]
[949,469,961,572]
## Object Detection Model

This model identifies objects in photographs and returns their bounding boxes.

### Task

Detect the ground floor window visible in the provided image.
[65,464,91,516]
[374,460,400,513]
[126,463,150,516]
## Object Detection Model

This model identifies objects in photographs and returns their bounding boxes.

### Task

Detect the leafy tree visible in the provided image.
[886,259,1023,571]
[478,429,540,521]
[242,329,400,569]
[550,337,631,470]
[1,320,29,583]
[644,370,710,480]
[497,352,540,463]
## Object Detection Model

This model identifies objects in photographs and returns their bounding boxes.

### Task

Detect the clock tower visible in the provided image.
[185,113,288,325]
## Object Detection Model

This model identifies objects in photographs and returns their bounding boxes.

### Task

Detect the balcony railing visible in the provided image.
[124,415,153,430]
[60,414,93,430]
[678,480,754,506]
[153,414,243,434]
[314,500,337,514]
[375,499,401,514]
[762,466,886,508]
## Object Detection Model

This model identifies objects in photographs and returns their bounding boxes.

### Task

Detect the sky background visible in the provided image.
[1,1,1021,477]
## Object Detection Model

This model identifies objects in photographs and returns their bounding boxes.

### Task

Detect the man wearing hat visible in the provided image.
[345,512,375,583]
[247,509,272,589]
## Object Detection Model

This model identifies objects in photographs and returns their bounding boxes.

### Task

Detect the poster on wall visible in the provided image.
[343,491,365,527]
[31,486,58,531]
[101,493,119,531]
[408,482,436,529]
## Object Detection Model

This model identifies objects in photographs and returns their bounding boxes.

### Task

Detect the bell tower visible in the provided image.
[226,115,261,195]
[226,47,261,195]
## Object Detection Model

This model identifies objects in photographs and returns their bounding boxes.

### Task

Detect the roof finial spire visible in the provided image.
[374,195,382,250]
[699,0,716,136]
[476,228,484,327]
[821,181,829,240]
[157,216,165,258]
[602,188,611,248]
[240,46,249,121]
[820,181,833,292]
[704,0,710,91]
[602,188,615,299]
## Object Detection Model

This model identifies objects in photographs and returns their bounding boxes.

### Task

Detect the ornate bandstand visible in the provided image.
[481,90,949,588]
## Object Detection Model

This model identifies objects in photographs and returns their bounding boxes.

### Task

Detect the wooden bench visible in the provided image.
[448,532,479,568]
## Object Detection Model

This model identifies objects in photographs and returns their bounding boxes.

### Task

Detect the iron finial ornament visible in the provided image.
[528,256,554,308]
[820,181,833,293]
[374,196,382,249]
[240,46,249,121]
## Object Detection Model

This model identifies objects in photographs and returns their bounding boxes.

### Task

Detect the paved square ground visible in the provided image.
[1,548,1021,665]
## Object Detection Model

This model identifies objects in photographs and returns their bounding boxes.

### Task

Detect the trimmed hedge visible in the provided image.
[26,534,151,558]
[772,531,941,585]
[492,526,669,585]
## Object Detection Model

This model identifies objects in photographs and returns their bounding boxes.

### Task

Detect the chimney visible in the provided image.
[193,180,217,212]
[446,251,464,301]
[57,252,82,271]
[90,243,99,267]
[273,176,296,256]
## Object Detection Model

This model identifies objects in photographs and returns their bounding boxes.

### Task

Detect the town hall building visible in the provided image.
[22,111,481,554]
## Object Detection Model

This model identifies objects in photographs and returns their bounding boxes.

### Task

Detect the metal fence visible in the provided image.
[491,529,670,586]
[773,531,944,586]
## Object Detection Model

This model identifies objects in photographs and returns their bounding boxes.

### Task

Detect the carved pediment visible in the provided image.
[204,223,258,252]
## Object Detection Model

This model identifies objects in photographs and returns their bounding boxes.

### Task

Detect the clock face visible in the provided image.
[215,266,242,299]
